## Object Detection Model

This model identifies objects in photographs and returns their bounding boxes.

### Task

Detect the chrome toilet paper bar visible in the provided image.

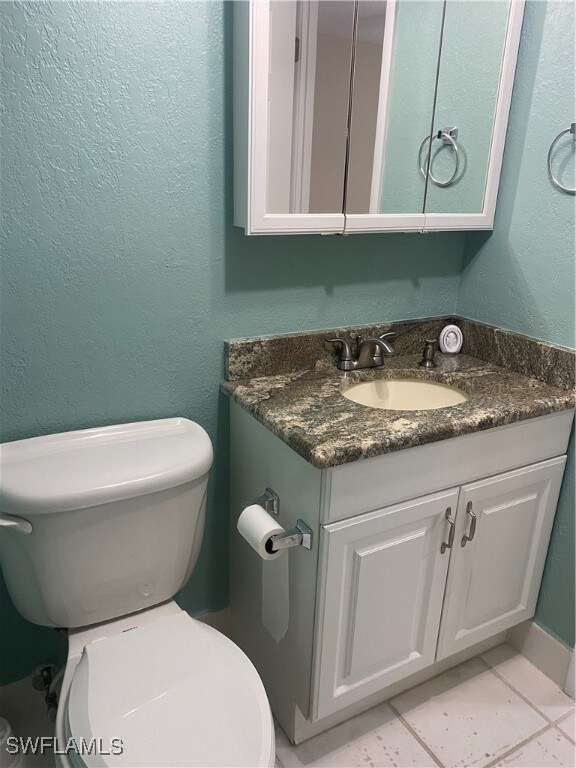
[266,520,313,553]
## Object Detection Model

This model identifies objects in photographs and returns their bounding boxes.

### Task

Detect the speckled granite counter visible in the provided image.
[221,319,575,469]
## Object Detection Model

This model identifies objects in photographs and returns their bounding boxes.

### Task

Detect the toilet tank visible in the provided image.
[0,419,213,629]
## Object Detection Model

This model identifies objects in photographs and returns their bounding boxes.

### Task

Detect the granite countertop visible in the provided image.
[221,353,575,469]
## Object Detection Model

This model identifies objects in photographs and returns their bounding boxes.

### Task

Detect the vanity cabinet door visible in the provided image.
[313,487,458,720]
[436,456,567,661]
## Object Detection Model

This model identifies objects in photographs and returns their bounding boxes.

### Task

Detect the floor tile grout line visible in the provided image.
[482,658,571,726]
[553,708,576,724]
[387,701,446,768]
[483,722,553,768]
[552,710,576,746]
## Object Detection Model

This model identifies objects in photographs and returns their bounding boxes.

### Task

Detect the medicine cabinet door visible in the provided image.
[234,0,353,234]
[344,0,444,232]
[422,0,524,229]
[345,0,525,232]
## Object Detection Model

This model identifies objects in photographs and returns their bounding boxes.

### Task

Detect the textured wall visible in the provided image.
[457,0,575,647]
[1,0,573,687]
[0,1,464,684]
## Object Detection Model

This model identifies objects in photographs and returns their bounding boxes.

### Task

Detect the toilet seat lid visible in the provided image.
[66,612,274,768]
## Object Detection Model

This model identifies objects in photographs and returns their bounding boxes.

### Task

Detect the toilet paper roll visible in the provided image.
[237,504,284,560]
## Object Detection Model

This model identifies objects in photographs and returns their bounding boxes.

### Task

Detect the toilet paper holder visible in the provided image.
[267,519,313,553]
[242,488,313,552]
[242,487,280,515]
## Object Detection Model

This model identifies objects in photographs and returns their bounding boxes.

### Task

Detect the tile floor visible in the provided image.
[275,645,575,768]
[1,644,573,768]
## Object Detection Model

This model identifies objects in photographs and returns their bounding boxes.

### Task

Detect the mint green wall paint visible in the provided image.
[458,0,575,647]
[0,1,464,685]
[1,0,573,686]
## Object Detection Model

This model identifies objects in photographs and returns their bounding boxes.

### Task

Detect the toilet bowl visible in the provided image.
[56,602,274,768]
[0,419,275,767]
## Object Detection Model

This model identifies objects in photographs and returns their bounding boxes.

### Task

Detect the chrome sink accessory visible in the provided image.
[419,338,437,368]
[326,332,396,371]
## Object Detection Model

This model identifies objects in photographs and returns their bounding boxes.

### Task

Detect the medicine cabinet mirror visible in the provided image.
[234,0,525,234]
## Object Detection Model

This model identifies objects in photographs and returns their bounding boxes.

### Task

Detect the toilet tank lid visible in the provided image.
[0,418,213,516]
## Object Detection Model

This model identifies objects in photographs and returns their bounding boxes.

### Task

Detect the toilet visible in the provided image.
[0,418,275,768]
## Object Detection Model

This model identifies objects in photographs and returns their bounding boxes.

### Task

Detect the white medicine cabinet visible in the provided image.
[233,0,525,235]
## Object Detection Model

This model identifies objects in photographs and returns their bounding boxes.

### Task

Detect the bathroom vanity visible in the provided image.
[224,319,575,743]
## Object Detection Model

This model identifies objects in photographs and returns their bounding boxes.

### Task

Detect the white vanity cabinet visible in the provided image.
[229,404,573,742]
[313,488,458,719]
[314,457,566,719]
[436,459,566,660]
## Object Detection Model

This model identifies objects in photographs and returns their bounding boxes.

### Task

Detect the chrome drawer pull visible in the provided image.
[441,507,455,554]
[461,501,477,547]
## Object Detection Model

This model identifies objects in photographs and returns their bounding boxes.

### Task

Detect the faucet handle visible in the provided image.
[325,338,354,360]
[379,331,396,353]
[326,338,356,370]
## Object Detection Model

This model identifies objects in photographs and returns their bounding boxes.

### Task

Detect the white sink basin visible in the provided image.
[342,379,468,411]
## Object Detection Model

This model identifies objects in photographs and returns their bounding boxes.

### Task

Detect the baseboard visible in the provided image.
[196,606,231,638]
[507,620,573,690]
[564,647,575,699]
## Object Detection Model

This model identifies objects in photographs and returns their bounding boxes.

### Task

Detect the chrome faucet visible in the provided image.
[326,332,396,371]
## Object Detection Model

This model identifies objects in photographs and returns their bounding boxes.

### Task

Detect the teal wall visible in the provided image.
[458,0,575,647]
[0,0,573,686]
[0,1,464,685]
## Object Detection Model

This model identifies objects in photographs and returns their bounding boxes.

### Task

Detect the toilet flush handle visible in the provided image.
[0,512,33,535]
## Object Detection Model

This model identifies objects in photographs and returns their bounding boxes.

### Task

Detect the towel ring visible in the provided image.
[419,127,460,187]
[547,123,575,194]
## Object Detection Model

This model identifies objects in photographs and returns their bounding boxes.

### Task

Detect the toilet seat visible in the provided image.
[64,612,274,768]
